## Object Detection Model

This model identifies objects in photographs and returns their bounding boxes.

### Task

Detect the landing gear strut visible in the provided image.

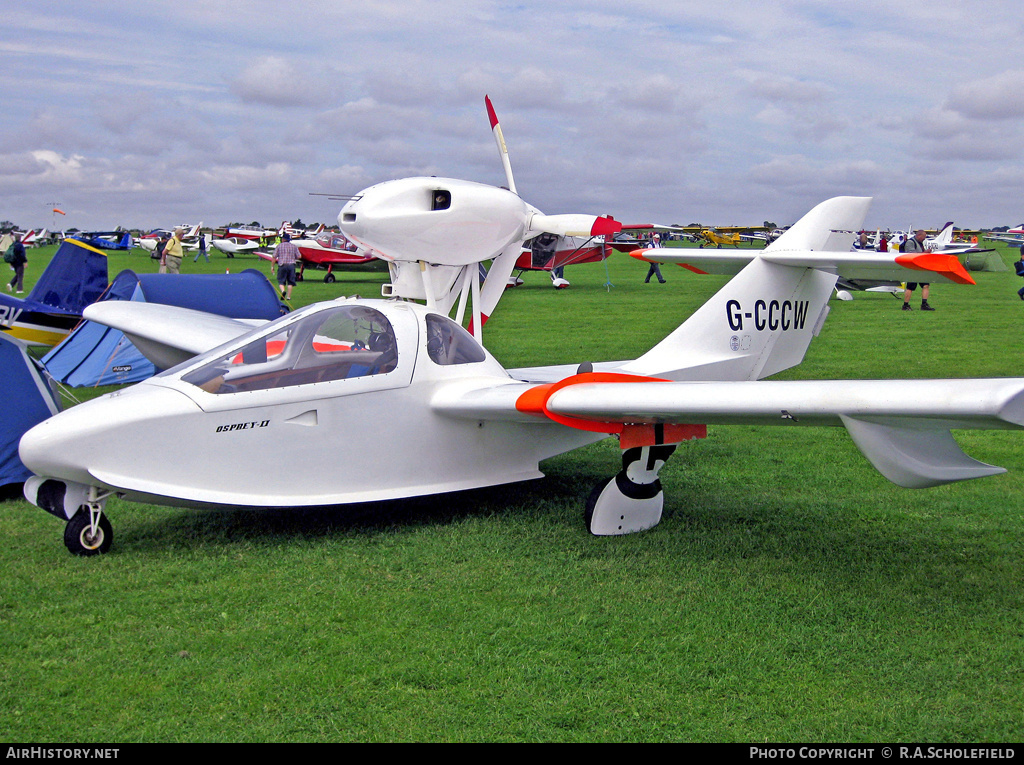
[64,508,113,556]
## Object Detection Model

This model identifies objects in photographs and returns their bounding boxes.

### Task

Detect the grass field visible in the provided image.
[1,240,1023,742]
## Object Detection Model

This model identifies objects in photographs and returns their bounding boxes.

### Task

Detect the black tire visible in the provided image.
[64,511,113,556]
[324,273,336,283]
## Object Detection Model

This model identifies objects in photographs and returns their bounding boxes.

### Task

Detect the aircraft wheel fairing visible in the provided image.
[585,475,665,535]
[64,512,112,556]
[584,445,677,535]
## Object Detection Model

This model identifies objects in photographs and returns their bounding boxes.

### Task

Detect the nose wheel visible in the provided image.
[63,502,113,556]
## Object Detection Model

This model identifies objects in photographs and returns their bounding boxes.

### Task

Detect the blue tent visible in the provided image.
[0,333,60,488]
[43,269,288,387]
[0,237,109,347]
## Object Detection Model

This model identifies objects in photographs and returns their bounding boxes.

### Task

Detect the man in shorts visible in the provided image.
[273,233,300,300]
[900,230,934,311]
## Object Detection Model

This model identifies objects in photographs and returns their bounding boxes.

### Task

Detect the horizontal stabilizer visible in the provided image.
[634,246,976,285]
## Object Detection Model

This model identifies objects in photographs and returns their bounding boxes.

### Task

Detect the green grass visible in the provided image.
[2,242,1023,741]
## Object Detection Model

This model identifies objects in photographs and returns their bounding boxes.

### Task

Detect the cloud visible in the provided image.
[231,57,321,107]
[944,70,1024,121]
[743,74,832,104]
[748,154,882,191]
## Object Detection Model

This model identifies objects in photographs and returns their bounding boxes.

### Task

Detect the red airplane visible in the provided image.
[259,231,376,283]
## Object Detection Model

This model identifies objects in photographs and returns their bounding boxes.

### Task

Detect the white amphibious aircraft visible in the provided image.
[18,194,1024,556]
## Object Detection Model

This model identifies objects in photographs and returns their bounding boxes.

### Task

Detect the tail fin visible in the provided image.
[621,197,871,382]
[27,238,109,314]
[930,221,955,248]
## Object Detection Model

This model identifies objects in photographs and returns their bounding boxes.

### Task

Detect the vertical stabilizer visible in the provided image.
[765,196,871,254]
[27,238,109,314]
[621,197,871,382]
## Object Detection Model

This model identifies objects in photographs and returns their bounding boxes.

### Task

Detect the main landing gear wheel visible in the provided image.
[64,511,113,556]
[324,273,336,283]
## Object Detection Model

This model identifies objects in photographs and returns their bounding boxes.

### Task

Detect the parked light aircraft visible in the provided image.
[509,232,635,289]
[923,222,992,256]
[222,223,283,241]
[136,224,203,253]
[15,228,49,247]
[255,231,376,282]
[71,230,134,250]
[985,225,1024,246]
[697,228,743,248]
[666,225,760,248]
[20,194,1024,556]
[211,236,261,257]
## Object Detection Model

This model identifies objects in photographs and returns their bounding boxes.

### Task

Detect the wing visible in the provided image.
[432,374,1024,489]
[83,302,267,370]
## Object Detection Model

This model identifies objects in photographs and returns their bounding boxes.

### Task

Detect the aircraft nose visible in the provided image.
[19,384,201,487]
[20,407,100,487]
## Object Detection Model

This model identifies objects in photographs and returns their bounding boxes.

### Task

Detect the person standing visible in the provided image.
[193,232,209,263]
[1015,244,1024,300]
[161,228,184,274]
[900,229,933,311]
[6,234,27,293]
[644,233,666,284]
[273,233,300,300]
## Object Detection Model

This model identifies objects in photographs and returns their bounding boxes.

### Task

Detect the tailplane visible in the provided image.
[621,197,871,382]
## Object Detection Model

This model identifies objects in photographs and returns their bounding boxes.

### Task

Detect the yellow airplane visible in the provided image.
[675,226,753,248]
[697,228,743,248]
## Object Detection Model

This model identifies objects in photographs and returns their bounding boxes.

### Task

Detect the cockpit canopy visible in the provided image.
[176,301,498,397]
[182,304,398,394]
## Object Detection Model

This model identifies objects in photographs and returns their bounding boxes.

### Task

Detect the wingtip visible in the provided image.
[895,253,976,285]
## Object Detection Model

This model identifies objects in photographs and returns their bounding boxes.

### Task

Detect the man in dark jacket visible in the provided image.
[6,235,26,294]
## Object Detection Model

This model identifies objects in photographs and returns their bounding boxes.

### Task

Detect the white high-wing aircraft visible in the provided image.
[336,96,621,339]
[16,228,49,247]
[136,223,204,253]
[19,195,1024,556]
[986,225,1024,246]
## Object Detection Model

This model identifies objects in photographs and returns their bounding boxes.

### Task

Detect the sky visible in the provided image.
[1,0,1023,233]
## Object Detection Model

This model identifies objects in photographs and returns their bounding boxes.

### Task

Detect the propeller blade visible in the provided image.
[485,95,517,195]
